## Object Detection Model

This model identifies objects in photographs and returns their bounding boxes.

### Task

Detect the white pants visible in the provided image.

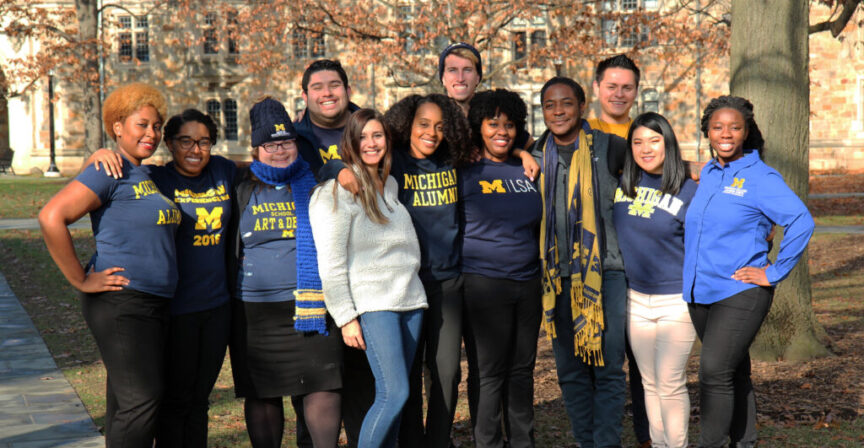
[627,289,696,448]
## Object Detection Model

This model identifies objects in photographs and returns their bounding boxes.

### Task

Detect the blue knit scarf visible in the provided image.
[251,159,328,335]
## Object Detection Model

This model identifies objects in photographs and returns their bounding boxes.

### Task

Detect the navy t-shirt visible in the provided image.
[613,173,697,294]
[236,185,298,302]
[391,148,460,282]
[312,125,345,163]
[460,158,542,280]
[76,159,179,298]
[145,156,236,315]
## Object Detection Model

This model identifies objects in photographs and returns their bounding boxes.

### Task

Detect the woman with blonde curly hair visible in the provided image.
[39,83,178,447]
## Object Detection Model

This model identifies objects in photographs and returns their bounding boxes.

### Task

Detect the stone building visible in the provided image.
[0,1,861,175]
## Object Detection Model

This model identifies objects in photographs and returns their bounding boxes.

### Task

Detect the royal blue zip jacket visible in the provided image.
[683,150,814,304]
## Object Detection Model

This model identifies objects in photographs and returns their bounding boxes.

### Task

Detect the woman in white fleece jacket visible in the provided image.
[309,108,428,448]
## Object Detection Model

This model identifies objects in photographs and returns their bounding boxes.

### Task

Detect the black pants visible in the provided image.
[400,274,465,448]
[463,274,542,448]
[155,302,230,448]
[688,287,773,448]
[80,289,169,448]
[627,334,651,444]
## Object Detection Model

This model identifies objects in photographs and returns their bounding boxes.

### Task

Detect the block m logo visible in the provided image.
[320,145,341,161]
[195,207,223,230]
[274,123,286,132]
[731,178,745,189]
[479,179,505,194]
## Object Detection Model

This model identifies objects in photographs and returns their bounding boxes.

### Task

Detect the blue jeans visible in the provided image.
[359,309,424,448]
[551,271,627,448]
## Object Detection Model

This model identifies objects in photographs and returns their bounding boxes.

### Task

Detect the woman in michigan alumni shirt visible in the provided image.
[382,93,474,446]
[460,89,542,448]
[683,96,814,447]
[39,83,178,447]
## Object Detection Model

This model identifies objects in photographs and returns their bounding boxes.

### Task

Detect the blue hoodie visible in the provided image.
[683,150,814,304]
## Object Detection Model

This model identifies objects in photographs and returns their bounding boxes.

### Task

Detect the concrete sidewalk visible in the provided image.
[0,272,103,447]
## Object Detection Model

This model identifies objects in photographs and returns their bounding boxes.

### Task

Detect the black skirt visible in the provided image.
[230,299,343,398]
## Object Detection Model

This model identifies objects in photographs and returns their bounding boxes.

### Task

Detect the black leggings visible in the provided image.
[688,286,773,448]
[463,274,542,448]
[155,302,230,447]
[80,289,169,448]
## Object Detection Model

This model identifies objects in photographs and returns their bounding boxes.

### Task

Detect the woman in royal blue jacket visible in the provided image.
[683,96,814,448]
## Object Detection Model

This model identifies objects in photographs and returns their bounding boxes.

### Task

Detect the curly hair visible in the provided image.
[700,95,765,155]
[467,89,527,152]
[102,83,167,141]
[383,94,474,168]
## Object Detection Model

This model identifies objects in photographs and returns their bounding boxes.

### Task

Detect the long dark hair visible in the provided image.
[336,108,392,224]
[383,94,473,167]
[621,112,686,197]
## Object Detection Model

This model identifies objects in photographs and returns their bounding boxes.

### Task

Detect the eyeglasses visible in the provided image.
[261,140,296,153]
[174,137,213,151]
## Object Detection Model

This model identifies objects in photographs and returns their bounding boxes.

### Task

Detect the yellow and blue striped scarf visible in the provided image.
[539,124,606,366]
[251,158,328,335]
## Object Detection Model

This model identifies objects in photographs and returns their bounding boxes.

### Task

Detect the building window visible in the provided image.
[399,5,426,55]
[206,99,238,142]
[206,100,221,129]
[118,15,149,62]
[641,88,660,113]
[531,30,547,68]
[600,0,656,48]
[223,99,238,141]
[204,13,219,54]
[293,28,309,59]
[513,29,546,67]
[227,12,240,56]
[310,33,326,58]
[531,91,545,137]
[513,31,527,63]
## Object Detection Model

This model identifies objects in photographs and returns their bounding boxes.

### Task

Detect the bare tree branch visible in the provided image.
[808,0,862,36]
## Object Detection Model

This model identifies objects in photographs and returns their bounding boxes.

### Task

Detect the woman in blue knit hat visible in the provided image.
[228,96,343,448]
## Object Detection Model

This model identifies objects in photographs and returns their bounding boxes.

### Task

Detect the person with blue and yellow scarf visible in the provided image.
[529,77,629,448]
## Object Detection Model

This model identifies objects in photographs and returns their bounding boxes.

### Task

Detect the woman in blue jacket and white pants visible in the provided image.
[683,96,814,448]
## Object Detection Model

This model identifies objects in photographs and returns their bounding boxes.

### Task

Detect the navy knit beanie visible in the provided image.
[438,42,482,81]
[250,98,296,147]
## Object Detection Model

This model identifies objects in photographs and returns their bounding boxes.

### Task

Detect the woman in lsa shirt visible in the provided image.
[460,89,543,448]
[683,96,814,448]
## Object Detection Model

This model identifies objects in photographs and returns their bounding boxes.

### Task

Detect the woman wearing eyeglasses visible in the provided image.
[228,97,343,448]
[85,107,235,447]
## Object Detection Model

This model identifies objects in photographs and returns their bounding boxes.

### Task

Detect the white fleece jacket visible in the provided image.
[309,176,427,327]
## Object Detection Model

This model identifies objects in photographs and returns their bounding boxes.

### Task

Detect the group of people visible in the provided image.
[37,43,814,448]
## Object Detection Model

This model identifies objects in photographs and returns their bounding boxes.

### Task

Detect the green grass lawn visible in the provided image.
[1,175,862,447]
[0,177,70,218]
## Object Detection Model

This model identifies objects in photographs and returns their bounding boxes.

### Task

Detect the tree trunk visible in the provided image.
[75,0,103,155]
[729,0,830,361]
